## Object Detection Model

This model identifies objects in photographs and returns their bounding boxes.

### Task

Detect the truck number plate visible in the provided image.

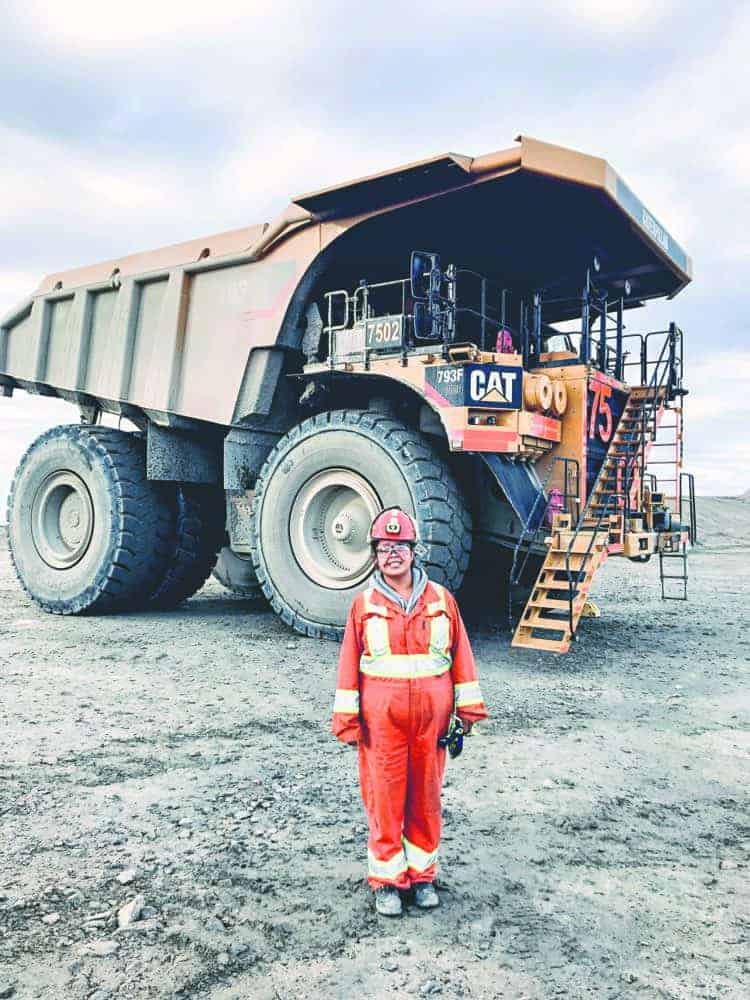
[364,315,403,350]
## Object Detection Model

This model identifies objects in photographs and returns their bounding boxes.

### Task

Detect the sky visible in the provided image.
[1,0,749,509]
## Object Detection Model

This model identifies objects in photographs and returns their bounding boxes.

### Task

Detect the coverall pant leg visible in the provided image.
[403,672,453,884]
[358,673,453,889]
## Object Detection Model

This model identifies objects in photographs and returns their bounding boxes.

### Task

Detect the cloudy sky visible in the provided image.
[1,0,748,508]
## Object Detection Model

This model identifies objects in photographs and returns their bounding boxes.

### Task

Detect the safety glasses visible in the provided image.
[375,542,412,555]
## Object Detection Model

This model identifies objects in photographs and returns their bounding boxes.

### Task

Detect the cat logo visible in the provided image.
[469,368,518,405]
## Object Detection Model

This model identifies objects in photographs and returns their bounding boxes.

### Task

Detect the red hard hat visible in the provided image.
[369,507,418,544]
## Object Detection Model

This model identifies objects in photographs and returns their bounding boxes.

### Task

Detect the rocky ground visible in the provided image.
[0,498,748,999]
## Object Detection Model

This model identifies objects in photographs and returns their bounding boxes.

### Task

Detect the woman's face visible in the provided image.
[375,541,415,583]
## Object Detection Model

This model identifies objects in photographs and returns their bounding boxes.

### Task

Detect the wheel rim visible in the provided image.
[289,469,381,589]
[31,471,95,570]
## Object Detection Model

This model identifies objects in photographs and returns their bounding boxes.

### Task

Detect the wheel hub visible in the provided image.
[31,471,95,570]
[290,470,381,589]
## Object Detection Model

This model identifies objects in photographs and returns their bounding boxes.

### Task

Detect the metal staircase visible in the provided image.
[512,326,685,653]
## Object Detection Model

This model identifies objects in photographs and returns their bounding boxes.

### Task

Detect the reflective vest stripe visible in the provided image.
[403,837,439,873]
[428,610,450,657]
[368,847,407,881]
[361,589,392,658]
[454,680,484,708]
[360,654,451,679]
[363,614,392,658]
[426,583,448,615]
[333,688,360,714]
[362,588,383,615]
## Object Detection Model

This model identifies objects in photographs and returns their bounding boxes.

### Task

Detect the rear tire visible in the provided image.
[148,486,225,608]
[212,546,265,599]
[7,425,172,614]
[250,409,472,639]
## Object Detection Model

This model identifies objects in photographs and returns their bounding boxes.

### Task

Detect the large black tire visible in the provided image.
[212,546,265,599]
[7,425,172,614]
[148,486,225,608]
[457,543,544,627]
[250,410,472,639]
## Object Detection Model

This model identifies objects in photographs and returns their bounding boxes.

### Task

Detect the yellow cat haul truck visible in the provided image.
[0,136,696,652]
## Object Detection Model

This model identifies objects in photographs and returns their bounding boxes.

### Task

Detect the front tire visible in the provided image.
[250,410,472,639]
[7,425,172,614]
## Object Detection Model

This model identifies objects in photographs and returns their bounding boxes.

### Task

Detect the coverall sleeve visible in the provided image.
[331,600,362,744]
[448,592,489,725]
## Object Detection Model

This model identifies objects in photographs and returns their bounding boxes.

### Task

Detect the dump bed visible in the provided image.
[0,136,691,429]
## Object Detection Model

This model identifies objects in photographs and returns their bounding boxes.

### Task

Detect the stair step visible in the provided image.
[528,598,579,611]
[536,575,592,593]
[528,582,580,596]
[512,632,571,653]
[541,560,587,574]
[516,615,569,632]
[549,546,603,557]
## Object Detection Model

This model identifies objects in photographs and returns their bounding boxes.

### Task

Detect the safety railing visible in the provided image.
[606,325,680,505]
[618,324,683,394]
[679,471,697,544]
[565,492,624,636]
[323,269,517,368]
[508,457,580,626]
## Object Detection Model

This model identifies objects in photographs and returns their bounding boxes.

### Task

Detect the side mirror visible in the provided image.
[410,251,440,301]
[413,301,434,341]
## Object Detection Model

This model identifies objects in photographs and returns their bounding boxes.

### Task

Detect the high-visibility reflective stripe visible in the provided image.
[454,680,484,707]
[362,588,387,615]
[403,837,439,873]
[363,613,391,658]
[333,688,360,714]
[425,584,451,656]
[368,848,407,880]
[426,583,448,615]
[360,654,451,679]
[428,610,450,657]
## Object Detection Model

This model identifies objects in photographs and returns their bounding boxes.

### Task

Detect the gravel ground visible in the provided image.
[0,499,748,999]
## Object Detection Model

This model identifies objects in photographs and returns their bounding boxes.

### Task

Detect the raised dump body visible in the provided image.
[0,136,696,649]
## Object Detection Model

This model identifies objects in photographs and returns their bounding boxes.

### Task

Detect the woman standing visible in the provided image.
[332,507,488,916]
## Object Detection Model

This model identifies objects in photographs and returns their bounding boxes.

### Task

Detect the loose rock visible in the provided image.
[117,894,145,928]
[81,939,119,957]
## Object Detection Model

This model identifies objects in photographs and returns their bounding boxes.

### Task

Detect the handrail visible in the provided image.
[679,472,697,544]
[565,492,624,635]
[508,457,579,626]
[615,326,677,497]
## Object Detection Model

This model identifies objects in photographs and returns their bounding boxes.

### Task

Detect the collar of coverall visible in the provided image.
[372,566,428,615]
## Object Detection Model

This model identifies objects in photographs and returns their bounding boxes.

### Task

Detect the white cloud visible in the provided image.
[0,271,43,317]
[0,125,190,227]
[16,0,303,49]
[679,352,750,496]
[561,0,674,33]
[684,353,750,422]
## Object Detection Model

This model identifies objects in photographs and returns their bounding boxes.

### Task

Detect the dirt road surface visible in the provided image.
[1,499,748,999]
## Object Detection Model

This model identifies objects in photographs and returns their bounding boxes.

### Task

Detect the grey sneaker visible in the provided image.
[374,886,402,917]
[414,882,440,909]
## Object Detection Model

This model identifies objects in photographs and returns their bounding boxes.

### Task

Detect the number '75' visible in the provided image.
[589,383,613,442]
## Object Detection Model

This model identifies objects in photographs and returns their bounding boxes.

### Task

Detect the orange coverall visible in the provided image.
[332,580,488,889]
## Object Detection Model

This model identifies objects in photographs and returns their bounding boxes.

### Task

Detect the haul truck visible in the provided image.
[0,136,696,653]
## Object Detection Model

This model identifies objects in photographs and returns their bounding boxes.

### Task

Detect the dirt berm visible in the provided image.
[0,498,748,999]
